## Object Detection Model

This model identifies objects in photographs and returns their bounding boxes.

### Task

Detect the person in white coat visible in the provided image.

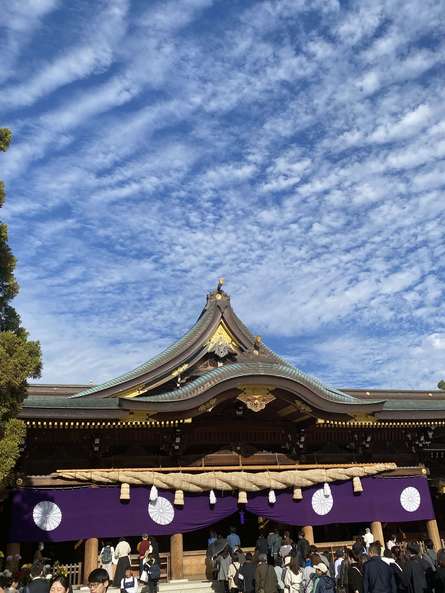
[363,528,374,550]
[284,558,303,593]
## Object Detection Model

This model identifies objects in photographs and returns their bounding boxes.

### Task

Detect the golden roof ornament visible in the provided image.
[237,385,276,412]
[207,322,239,358]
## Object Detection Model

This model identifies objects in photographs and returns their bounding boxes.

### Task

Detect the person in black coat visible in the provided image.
[240,552,257,593]
[382,548,406,593]
[25,562,50,593]
[346,550,363,593]
[256,533,268,556]
[402,543,428,593]
[363,543,396,593]
[435,548,445,593]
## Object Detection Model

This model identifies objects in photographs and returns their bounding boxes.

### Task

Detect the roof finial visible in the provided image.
[253,336,262,354]
[217,277,224,292]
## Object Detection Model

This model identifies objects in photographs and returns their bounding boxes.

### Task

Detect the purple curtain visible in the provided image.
[9,476,434,542]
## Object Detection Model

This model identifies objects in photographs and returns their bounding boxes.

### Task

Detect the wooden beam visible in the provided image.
[55,462,413,472]
[277,404,300,417]
[22,464,426,488]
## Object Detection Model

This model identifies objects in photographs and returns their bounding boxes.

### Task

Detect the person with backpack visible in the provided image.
[120,567,137,593]
[228,552,243,592]
[313,563,336,593]
[142,557,161,593]
[99,542,114,580]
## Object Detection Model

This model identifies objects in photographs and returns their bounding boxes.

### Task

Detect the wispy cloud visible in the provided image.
[1,0,444,389]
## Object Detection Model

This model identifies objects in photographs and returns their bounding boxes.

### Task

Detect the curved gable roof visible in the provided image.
[71,286,291,399]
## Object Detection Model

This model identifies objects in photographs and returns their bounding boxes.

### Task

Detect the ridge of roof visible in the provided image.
[133,361,381,405]
[228,307,293,368]
[23,397,120,409]
[383,399,445,411]
[71,298,219,398]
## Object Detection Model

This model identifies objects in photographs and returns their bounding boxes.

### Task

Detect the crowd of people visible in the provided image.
[0,561,72,593]
[2,528,445,593]
[206,527,445,593]
[97,535,161,593]
[0,534,161,593]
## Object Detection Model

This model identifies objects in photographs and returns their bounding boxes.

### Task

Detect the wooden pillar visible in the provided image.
[371,521,385,548]
[170,533,184,580]
[6,543,20,556]
[426,519,441,551]
[303,525,314,545]
[83,538,99,584]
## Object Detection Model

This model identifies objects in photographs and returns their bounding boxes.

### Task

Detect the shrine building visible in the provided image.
[6,282,445,583]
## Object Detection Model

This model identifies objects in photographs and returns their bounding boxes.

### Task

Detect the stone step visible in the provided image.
[97,580,214,593]
[159,580,214,593]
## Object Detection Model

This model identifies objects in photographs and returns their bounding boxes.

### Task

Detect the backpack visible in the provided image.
[101,545,112,564]
[319,575,336,593]
[149,563,161,581]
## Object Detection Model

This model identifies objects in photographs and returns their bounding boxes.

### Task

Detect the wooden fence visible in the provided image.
[64,562,83,586]
[129,553,170,581]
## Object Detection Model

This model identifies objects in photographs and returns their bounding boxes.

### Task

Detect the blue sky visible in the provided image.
[1,0,445,389]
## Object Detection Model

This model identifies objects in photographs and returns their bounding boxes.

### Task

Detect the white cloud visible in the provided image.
[2,0,445,390]
[0,0,129,108]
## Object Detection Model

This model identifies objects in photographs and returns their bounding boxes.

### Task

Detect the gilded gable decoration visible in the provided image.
[207,323,240,358]
[238,385,276,412]
[121,384,147,399]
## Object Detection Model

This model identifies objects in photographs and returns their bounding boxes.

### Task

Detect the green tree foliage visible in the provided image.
[0,128,41,488]
[438,380,445,390]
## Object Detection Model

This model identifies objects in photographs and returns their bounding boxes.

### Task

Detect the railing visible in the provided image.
[129,553,170,581]
[64,562,83,586]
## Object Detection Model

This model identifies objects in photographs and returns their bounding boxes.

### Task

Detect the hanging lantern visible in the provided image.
[268,489,276,504]
[120,483,130,501]
[149,484,158,502]
[293,487,303,500]
[323,482,331,497]
[209,490,217,504]
[353,476,363,494]
[238,490,248,504]
[174,489,184,506]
